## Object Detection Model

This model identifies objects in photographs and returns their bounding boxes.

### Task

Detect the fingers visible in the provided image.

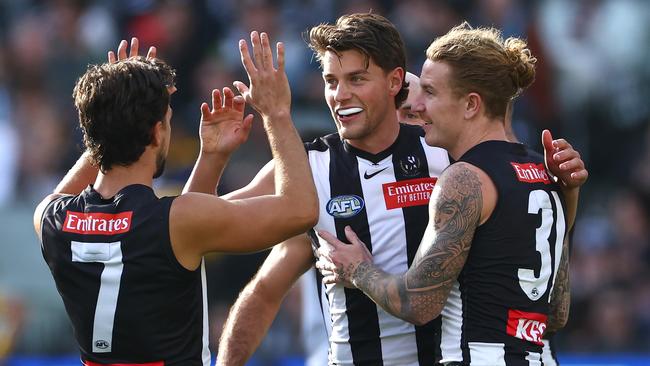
[211,89,222,112]
[250,31,264,70]
[233,81,250,103]
[276,42,285,71]
[571,169,589,181]
[541,129,554,156]
[239,40,257,76]
[117,39,128,60]
[233,95,247,113]
[200,102,210,119]
[112,38,153,63]
[222,87,236,109]
[553,147,580,164]
[260,32,272,70]
[147,46,157,59]
[242,114,254,131]
[344,225,362,245]
[558,157,583,172]
[316,230,343,249]
[129,37,139,58]
[551,138,571,152]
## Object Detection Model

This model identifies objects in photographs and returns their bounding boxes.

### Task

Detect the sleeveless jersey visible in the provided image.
[440,141,567,365]
[307,124,450,365]
[39,184,210,365]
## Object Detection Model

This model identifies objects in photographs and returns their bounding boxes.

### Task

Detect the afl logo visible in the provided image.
[95,339,110,349]
[326,195,364,218]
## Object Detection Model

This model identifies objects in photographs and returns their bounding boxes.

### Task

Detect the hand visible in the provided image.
[108,37,157,64]
[199,87,254,155]
[234,31,291,119]
[315,226,373,288]
[542,129,588,190]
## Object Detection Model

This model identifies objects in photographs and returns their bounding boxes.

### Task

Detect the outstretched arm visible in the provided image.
[217,234,313,366]
[170,31,317,266]
[317,163,485,325]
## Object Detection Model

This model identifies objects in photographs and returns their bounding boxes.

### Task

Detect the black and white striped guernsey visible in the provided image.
[39,184,211,365]
[307,124,450,366]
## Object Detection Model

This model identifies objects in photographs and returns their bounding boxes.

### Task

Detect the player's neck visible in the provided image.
[93,158,156,199]
[345,116,400,155]
[448,117,508,160]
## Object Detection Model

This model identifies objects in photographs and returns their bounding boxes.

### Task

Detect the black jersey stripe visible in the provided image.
[328,139,384,365]
[392,127,439,366]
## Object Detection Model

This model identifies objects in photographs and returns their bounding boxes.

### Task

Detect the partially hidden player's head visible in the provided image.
[308,13,407,143]
[415,22,536,151]
[73,56,176,178]
[397,72,425,126]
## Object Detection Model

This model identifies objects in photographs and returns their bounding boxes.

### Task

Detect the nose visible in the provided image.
[411,94,425,113]
[334,82,351,102]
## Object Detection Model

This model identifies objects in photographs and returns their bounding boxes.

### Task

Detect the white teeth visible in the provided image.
[337,107,363,116]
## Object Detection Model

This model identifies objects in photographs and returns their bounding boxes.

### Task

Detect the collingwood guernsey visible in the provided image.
[308,124,450,365]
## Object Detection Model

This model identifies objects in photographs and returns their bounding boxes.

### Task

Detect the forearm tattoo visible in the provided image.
[352,164,482,322]
[547,236,571,332]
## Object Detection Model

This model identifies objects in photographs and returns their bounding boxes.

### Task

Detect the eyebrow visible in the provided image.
[323,69,370,79]
[400,104,412,110]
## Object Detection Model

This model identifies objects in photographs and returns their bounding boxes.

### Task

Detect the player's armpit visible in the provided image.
[216,234,313,366]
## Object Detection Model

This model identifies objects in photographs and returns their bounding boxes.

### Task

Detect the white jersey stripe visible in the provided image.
[526,350,543,366]
[541,339,558,366]
[440,281,463,363]
[468,342,507,366]
[422,136,451,177]
[200,259,211,366]
[308,148,356,365]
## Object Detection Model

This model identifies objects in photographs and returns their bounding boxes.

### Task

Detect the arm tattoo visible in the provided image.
[547,236,571,332]
[352,163,483,324]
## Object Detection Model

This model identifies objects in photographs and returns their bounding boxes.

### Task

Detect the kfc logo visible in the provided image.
[506,309,547,345]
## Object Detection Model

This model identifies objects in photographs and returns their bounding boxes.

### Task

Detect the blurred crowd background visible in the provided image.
[0,0,649,363]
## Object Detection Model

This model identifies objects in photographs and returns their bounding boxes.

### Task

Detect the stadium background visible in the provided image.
[0,0,648,365]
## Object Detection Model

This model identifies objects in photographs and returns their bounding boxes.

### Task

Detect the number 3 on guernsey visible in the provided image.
[71,241,124,353]
[518,190,566,302]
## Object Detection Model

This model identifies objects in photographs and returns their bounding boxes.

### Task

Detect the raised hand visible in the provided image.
[542,129,588,189]
[199,87,254,155]
[234,31,290,119]
[107,37,157,64]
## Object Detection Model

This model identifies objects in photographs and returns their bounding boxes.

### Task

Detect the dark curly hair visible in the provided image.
[73,56,176,172]
[307,13,408,108]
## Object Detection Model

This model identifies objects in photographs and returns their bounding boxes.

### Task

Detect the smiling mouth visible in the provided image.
[336,107,363,118]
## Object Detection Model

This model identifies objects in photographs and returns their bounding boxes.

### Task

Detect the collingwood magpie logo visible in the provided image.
[326,195,364,218]
[399,155,421,177]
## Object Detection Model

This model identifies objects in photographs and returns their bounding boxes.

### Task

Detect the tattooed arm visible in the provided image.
[546,234,571,332]
[317,163,489,325]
